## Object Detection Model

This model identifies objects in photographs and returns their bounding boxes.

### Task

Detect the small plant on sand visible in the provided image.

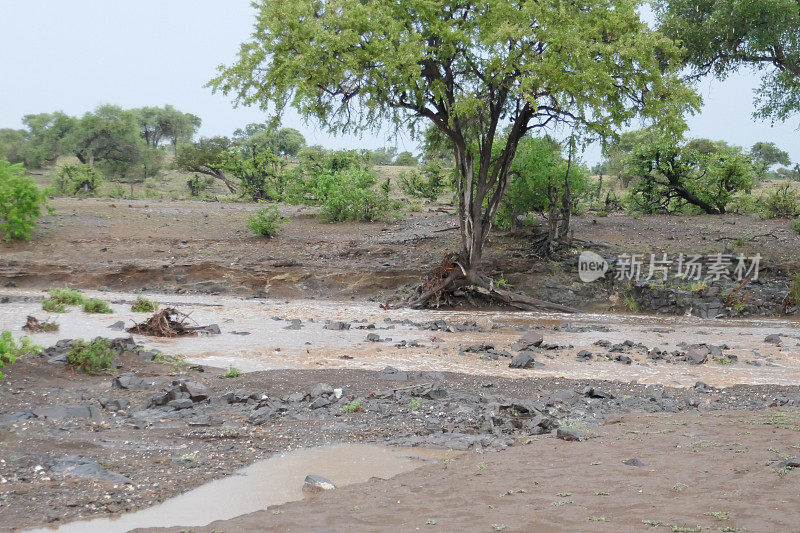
[704,511,730,521]
[409,398,421,410]
[83,298,112,314]
[426,519,437,525]
[49,287,85,305]
[491,525,507,531]
[153,353,191,373]
[66,338,115,374]
[642,520,664,528]
[340,399,364,413]
[0,331,41,379]
[588,516,608,522]
[131,295,159,313]
[622,293,640,312]
[670,526,701,533]
[247,204,284,237]
[222,366,242,378]
[672,482,688,493]
[42,298,67,313]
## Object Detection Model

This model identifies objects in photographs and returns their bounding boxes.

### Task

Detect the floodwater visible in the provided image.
[1,288,799,387]
[23,444,452,533]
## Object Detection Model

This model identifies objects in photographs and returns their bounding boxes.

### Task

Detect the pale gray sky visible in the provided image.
[1,1,797,165]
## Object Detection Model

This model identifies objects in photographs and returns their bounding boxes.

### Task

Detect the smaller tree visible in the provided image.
[175,137,237,193]
[750,141,792,179]
[52,164,103,196]
[224,143,285,201]
[0,159,48,241]
[626,137,754,214]
[394,151,418,166]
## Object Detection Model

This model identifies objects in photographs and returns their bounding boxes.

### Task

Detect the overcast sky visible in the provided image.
[1,0,797,165]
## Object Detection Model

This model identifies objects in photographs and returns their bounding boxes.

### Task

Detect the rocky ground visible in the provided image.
[2,324,800,531]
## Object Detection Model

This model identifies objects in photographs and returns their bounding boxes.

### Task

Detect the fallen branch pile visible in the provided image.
[126,308,218,337]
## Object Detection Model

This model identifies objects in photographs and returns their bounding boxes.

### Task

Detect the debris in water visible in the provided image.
[127,308,220,337]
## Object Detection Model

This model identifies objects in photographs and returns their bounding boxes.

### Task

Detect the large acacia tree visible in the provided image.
[211,0,696,309]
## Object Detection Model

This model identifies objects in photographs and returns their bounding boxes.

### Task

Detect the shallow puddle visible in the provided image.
[23,444,451,533]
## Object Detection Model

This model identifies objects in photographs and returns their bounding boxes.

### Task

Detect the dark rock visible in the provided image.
[303,474,335,493]
[324,321,351,331]
[379,366,408,381]
[108,321,126,331]
[614,355,632,365]
[576,350,593,362]
[167,398,194,410]
[366,333,381,342]
[509,352,536,369]
[556,428,583,442]
[52,456,131,484]
[623,458,644,467]
[284,319,303,331]
[100,398,130,412]
[0,410,34,425]
[422,386,447,400]
[764,334,782,346]
[112,372,149,390]
[32,404,102,420]
[205,324,221,335]
[309,382,334,398]
[686,345,710,365]
[309,396,333,409]
[694,381,714,393]
[182,381,211,401]
[519,331,544,348]
[778,458,800,469]
[584,387,615,399]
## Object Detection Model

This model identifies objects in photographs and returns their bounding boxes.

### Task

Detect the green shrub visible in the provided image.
[792,218,800,234]
[66,338,115,374]
[340,399,364,413]
[0,331,42,379]
[790,271,800,306]
[186,175,214,197]
[247,205,285,237]
[52,164,102,196]
[222,366,242,378]
[42,298,67,313]
[758,184,800,218]
[49,287,85,305]
[0,158,48,241]
[83,298,112,314]
[397,162,448,201]
[131,295,158,313]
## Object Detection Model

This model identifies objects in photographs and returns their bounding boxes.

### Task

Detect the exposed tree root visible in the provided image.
[408,253,578,313]
[127,308,218,337]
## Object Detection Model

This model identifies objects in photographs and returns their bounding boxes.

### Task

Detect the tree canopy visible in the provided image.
[210,0,697,308]
[656,0,800,123]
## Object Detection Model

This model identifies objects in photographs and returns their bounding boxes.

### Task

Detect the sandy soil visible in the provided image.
[2,198,798,300]
[148,409,800,533]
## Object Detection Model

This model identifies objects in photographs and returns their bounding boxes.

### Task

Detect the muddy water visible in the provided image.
[23,444,451,533]
[2,289,799,387]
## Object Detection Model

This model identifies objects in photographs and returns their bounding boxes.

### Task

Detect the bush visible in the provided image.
[0,158,48,241]
[247,205,285,237]
[49,287,85,305]
[790,272,800,306]
[131,295,159,313]
[398,162,448,201]
[42,298,67,313]
[792,218,800,234]
[758,184,800,218]
[66,338,115,374]
[186,175,214,197]
[52,164,102,196]
[0,331,41,379]
[222,366,242,378]
[83,298,112,314]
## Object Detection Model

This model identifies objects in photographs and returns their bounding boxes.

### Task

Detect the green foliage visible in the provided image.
[48,287,85,306]
[52,163,102,196]
[757,184,800,218]
[176,137,237,193]
[0,159,48,241]
[186,174,215,197]
[789,271,800,305]
[153,352,191,373]
[226,144,285,201]
[233,124,306,157]
[409,398,422,410]
[247,204,285,237]
[398,162,448,201]
[211,0,697,269]
[42,299,67,313]
[66,338,114,374]
[0,128,29,164]
[497,136,590,229]
[394,151,418,166]
[83,298,112,314]
[0,331,42,379]
[222,366,242,378]
[656,0,800,123]
[341,399,364,413]
[131,295,159,313]
[134,105,201,153]
[792,218,800,234]
[751,142,792,178]
[370,147,397,166]
[625,136,755,215]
